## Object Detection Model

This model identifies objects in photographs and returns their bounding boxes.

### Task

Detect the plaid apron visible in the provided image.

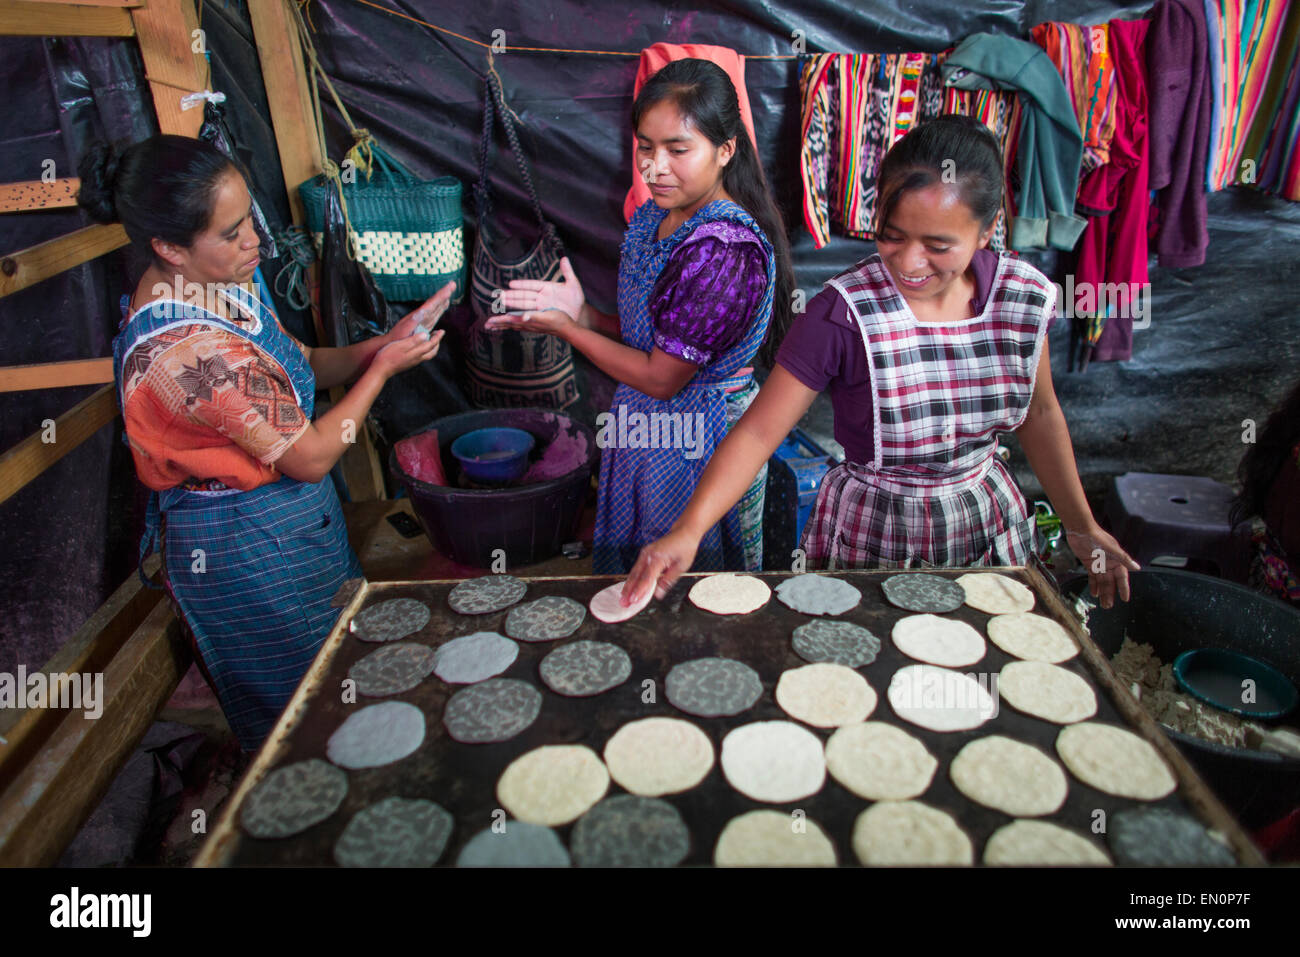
[114,274,362,750]
[802,253,1054,569]
[592,199,775,573]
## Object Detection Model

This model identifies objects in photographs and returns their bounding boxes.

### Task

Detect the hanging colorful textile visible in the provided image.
[799,52,946,248]
[1207,0,1299,197]
[1029,22,1118,174]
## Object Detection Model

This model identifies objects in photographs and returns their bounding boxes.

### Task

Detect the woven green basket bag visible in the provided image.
[299,142,465,304]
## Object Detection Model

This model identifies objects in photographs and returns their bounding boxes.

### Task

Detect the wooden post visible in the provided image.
[128,0,208,138]
[249,0,387,502]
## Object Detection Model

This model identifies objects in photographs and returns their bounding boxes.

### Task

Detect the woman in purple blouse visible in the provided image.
[489,59,794,573]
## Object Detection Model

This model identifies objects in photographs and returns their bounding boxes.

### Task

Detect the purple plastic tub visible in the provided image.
[391,409,596,568]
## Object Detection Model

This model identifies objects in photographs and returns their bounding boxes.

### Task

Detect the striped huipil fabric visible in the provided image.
[799,52,947,248]
[800,253,1055,569]
[1029,21,1119,174]
[1207,0,1300,198]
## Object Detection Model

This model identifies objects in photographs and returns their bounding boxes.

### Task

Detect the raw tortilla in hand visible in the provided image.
[589,580,653,623]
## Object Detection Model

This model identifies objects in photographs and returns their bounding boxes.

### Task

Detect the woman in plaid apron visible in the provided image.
[489,60,795,573]
[625,115,1139,609]
[83,135,448,750]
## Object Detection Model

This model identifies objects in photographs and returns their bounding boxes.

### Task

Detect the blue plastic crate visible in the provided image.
[762,428,838,570]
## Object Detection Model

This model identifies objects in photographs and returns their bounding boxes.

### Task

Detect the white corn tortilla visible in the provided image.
[774,663,877,728]
[497,744,610,826]
[688,573,772,615]
[602,717,714,797]
[1055,722,1177,800]
[949,735,1068,816]
[824,722,938,801]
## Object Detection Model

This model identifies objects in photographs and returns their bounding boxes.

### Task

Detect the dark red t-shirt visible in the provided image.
[775,249,1000,464]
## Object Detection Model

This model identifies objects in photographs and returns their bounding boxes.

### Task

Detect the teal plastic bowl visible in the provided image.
[450,427,535,484]
[1173,648,1299,720]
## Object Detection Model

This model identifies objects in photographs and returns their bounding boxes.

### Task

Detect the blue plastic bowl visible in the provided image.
[1173,648,1299,720]
[450,427,535,484]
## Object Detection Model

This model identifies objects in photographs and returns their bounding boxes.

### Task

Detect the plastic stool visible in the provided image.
[1104,472,1238,574]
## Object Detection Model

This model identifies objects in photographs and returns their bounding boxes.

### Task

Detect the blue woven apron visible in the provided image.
[114,272,363,751]
[592,199,775,573]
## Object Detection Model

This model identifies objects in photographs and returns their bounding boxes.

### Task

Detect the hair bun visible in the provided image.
[75,142,121,224]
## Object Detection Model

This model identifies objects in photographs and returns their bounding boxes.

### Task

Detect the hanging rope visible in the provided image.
[274,225,317,312]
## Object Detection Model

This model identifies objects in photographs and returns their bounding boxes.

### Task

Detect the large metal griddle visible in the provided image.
[195,566,1266,867]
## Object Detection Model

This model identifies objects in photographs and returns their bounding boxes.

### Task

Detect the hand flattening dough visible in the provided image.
[497,744,610,826]
[1055,722,1177,800]
[775,663,877,727]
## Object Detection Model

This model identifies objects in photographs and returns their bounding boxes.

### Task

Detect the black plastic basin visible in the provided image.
[391,409,596,568]
[1062,569,1300,828]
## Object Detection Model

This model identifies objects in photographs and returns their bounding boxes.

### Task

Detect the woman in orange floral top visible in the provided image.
[80,135,450,750]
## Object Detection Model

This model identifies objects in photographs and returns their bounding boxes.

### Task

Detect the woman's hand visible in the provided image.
[622,529,701,605]
[483,308,576,338]
[494,256,586,326]
[370,329,444,379]
[386,280,457,342]
[1065,525,1140,609]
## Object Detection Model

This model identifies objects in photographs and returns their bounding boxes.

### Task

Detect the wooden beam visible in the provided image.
[0,223,128,299]
[0,600,188,867]
[0,0,134,35]
[0,554,164,793]
[0,384,117,507]
[0,357,113,392]
[129,0,207,138]
[248,0,324,227]
[0,178,80,213]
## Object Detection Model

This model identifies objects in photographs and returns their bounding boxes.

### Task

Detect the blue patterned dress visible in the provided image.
[113,272,363,751]
[592,199,775,573]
